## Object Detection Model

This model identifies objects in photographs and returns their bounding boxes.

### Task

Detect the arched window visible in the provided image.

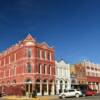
[27,63,32,73]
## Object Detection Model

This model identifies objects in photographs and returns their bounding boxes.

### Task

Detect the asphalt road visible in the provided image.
[0,96,100,100]
[51,95,100,100]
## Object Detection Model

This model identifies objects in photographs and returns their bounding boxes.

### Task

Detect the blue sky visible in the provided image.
[0,0,100,64]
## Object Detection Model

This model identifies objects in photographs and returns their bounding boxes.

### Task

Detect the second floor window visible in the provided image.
[38,63,41,73]
[13,66,16,76]
[27,63,32,73]
[48,65,51,74]
[27,48,32,58]
[44,64,46,74]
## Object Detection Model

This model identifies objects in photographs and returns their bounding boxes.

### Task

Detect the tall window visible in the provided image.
[27,63,32,73]
[64,69,66,76]
[44,64,46,74]
[65,81,67,89]
[48,65,51,74]
[47,52,50,61]
[27,48,32,58]
[59,68,62,76]
[13,66,16,76]
[57,68,59,76]
[38,63,41,73]
[38,48,41,59]
[44,50,46,60]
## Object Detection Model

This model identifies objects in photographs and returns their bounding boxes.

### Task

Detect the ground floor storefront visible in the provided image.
[87,76,100,92]
[87,82,100,92]
[56,79,71,94]
[0,79,55,96]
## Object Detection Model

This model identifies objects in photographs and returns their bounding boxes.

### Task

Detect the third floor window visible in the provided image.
[27,48,32,58]
[38,48,41,59]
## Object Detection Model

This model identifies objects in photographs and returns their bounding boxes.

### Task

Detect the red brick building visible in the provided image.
[0,34,55,96]
[75,60,100,92]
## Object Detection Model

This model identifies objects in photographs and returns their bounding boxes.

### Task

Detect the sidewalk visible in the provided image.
[2,96,39,100]
[38,95,58,100]
[1,95,58,100]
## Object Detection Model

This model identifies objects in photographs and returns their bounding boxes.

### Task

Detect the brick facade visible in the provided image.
[0,34,55,96]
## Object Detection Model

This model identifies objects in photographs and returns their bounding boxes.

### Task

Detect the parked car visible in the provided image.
[85,89,97,96]
[81,89,97,96]
[59,89,82,99]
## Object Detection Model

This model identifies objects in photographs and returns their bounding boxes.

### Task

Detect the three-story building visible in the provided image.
[0,34,55,96]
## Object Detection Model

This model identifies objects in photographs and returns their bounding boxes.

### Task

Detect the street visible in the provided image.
[51,95,100,100]
[0,95,100,100]
[60,96,100,100]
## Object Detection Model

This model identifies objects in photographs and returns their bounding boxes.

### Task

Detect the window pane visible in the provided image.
[27,63,32,73]
[28,48,32,58]
[48,65,50,74]
[38,48,40,58]
[38,64,41,73]
[48,52,50,60]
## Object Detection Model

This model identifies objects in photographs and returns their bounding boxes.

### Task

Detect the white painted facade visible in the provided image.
[56,60,71,94]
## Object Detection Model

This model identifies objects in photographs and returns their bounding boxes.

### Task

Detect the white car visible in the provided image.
[59,89,82,99]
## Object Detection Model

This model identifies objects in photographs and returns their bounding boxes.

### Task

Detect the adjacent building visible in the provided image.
[81,60,100,92]
[74,60,100,92]
[56,60,71,94]
[0,34,55,96]
[70,64,78,89]
[75,63,87,85]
